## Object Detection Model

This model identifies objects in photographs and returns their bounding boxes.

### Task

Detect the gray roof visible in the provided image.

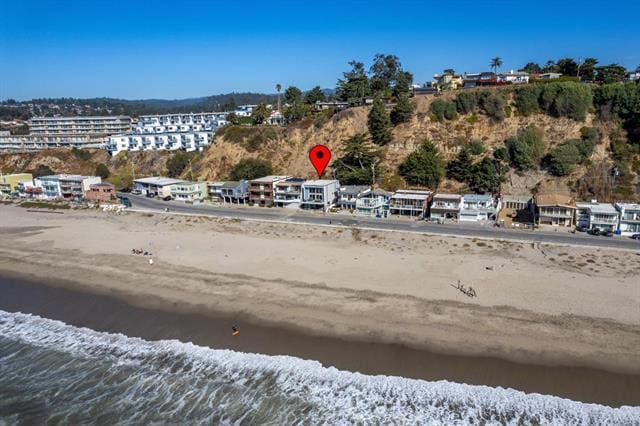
[134,176,185,186]
[339,185,370,195]
[463,194,492,203]
[221,181,241,189]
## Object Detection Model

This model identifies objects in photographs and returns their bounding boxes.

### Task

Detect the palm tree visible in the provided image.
[490,57,503,74]
[275,84,282,112]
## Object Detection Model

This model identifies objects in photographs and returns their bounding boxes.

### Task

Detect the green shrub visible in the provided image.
[514,85,541,116]
[546,142,582,176]
[399,141,445,187]
[72,147,91,161]
[465,113,479,125]
[505,125,545,171]
[455,91,478,114]
[478,92,505,121]
[430,99,458,121]
[229,158,273,180]
[469,140,485,155]
[95,163,110,179]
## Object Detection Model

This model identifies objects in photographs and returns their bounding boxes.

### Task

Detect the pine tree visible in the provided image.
[446,148,474,183]
[399,141,445,188]
[390,94,414,126]
[368,97,392,145]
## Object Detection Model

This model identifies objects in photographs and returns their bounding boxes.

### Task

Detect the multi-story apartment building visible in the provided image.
[274,177,305,207]
[0,115,132,152]
[615,203,640,236]
[107,112,225,155]
[28,116,131,135]
[389,189,432,217]
[300,180,340,211]
[249,176,290,206]
[430,193,462,221]
[535,193,576,227]
[85,183,116,203]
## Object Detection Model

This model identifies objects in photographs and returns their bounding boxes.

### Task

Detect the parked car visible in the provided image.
[119,187,131,193]
[575,225,588,232]
[162,195,172,201]
[587,228,601,236]
[601,229,613,237]
[631,234,640,240]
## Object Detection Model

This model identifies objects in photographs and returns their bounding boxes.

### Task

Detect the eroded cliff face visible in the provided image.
[200,94,615,196]
[1,94,630,198]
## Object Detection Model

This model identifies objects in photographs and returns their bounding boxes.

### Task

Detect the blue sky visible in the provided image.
[1,0,639,100]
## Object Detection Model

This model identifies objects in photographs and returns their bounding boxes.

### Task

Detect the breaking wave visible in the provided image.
[0,309,638,425]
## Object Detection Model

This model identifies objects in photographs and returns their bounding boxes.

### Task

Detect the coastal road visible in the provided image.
[123,194,640,251]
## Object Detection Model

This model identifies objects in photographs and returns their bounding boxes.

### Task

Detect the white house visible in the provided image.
[615,202,640,236]
[498,70,530,84]
[575,201,619,232]
[338,186,371,210]
[430,193,462,221]
[207,181,225,201]
[274,177,305,208]
[34,174,101,200]
[459,194,500,222]
[300,180,340,211]
[355,190,392,218]
[133,177,185,198]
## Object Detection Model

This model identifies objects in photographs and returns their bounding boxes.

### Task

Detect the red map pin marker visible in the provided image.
[309,145,331,177]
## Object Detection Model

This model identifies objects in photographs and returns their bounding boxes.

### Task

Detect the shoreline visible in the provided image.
[2,274,639,408]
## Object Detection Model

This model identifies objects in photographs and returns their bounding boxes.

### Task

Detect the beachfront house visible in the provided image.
[34,175,61,199]
[497,194,534,227]
[429,193,462,221]
[615,203,640,236]
[18,180,42,199]
[300,179,340,211]
[171,181,207,202]
[338,186,371,210]
[249,175,290,206]
[220,180,249,204]
[133,177,184,198]
[389,189,432,217]
[0,173,33,196]
[534,193,576,227]
[274,177,305,208]
[575,201,619,232]
[207,181,224,201]
[85,182,116,203]
[459,194,500,222]
[59,175,102,200]
[355,189,392,217]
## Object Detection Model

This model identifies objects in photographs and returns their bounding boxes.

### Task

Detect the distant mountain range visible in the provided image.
[0,89,336,120]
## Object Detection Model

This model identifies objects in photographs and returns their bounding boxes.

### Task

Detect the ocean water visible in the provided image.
[0,310,638,425]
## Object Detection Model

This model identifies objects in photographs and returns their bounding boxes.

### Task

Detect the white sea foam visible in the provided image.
[1,309,639,425]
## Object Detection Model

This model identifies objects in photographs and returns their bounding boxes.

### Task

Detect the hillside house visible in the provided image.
[498,70,530,84]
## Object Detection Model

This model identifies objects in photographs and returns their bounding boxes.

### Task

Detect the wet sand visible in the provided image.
[2,275,639,408]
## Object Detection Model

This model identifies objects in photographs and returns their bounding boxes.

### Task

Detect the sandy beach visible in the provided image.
[0,204,639,380]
